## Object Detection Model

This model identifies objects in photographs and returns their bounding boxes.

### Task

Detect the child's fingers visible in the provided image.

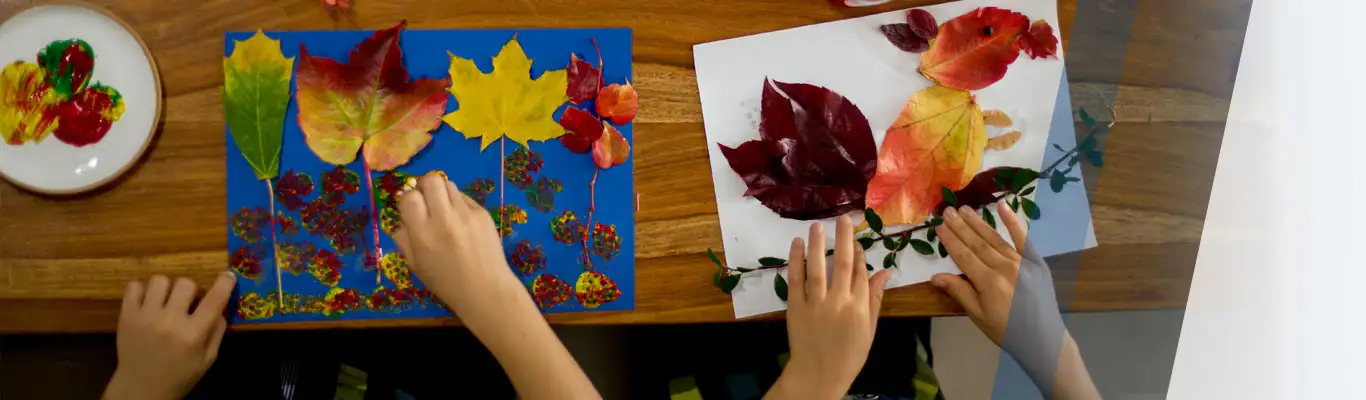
[788,237,806,306]
[805,223,827,301]
[998,201,1029,252]
[831,216,854,293]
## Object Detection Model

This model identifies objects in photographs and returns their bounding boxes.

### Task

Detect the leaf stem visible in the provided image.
[581,167,599,269]
[1041,126,1099,176]
[362,157,383,285]
[591,37,603,94]
[267,179,283,308]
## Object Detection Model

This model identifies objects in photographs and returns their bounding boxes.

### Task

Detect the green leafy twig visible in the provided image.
[709,107,1106,298]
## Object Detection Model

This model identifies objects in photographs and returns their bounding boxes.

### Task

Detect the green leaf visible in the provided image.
[707,248,723,266]
[758,257,786,266]
[896,236,910,251]
[1079,136,1097,153]
[712,266,723,287]
[224,32,294,181]
[910,239,934,255]
[736,266,756,273]
[1010,197,1020,212]
[720,274,740,294]
[858,237,875,250]
[1085,150,1104,167]
[937,242,948,258]
[864,208,884,233]
[866,263,874,271]
[1020,186,1035,196]
[883,252,897,269]
[825,248,835,257]
[1079,107,1096,127]
[929,217,943,226]
[1009,169,1039,193]
[941,186,957,206]
[1050,170,1067,193]
[883,237,897,251]
[982,208,996,229]
[994,168,1015,190]
[1021,198,1041,220]
[926,227,937,242]
[775,274,788,301]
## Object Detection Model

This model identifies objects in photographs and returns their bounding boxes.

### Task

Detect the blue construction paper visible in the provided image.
[225,27,635,323]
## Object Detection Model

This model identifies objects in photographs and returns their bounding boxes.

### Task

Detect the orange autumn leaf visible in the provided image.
[295,22,450,171]
[986,130,1021,151]
[592,123,629,169]
[596,82,637,125]
[982,109,1011,127]
[918,7,1057,91]
[865,85,985,226]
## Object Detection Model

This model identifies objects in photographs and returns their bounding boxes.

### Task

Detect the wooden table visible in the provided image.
[0,0,1250,333]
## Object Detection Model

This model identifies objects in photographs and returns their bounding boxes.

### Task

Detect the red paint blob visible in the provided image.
[49,88,116,147]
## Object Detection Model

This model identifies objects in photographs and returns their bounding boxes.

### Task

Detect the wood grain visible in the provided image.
[0,0,1247,332]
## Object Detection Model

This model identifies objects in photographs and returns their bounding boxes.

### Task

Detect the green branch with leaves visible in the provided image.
[708,108,1106,300]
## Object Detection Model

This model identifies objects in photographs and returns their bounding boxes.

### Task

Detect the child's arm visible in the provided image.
[393,173,599,400]
[931,202,1101,400]
[765,216,894,399]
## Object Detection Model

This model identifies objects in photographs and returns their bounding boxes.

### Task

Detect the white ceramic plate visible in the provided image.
[0,3,160,195]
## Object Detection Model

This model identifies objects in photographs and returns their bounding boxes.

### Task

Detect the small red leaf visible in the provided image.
[1019,20,1059,59]
[558,107,601,153]
[591,123,629,169]
[879,24,929,53]
[566,53,601,105]
[717,79,877,220]
[596,83,638,125]
[907,9,939,40]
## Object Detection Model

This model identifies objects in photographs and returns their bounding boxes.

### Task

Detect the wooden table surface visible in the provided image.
[0,0,1250,333]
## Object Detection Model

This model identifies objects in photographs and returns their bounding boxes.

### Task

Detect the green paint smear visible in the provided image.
[88,82,121,103]
[37,39,95,98]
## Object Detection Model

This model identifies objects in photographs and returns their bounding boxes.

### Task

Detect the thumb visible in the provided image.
[932,273,983,317]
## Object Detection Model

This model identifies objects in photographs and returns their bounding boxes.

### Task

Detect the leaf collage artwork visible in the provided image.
[224,26,635,323]
[695,0,1075,318]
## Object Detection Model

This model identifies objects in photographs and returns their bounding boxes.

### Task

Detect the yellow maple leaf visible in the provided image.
[443,36,569,150]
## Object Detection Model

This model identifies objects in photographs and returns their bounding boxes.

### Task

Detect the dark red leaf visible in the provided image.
[565,53,601,105]
[717,79,877,220]
[907,9,939,40]
[931,167,1037,215]
[558,107,601,153]
[879,24,930,53]
[1018,20,1059,59]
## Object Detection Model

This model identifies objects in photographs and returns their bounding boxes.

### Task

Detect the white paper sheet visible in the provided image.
[694,1,1073,318]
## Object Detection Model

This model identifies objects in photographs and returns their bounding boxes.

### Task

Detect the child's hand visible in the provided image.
[391,172,530,326]
[769,216,893,399]
[931,202,1064,349]
[933,201,1099,399]
[104,272,236,400]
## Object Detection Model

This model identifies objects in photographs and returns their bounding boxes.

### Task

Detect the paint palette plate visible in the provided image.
[0,3,160,195]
